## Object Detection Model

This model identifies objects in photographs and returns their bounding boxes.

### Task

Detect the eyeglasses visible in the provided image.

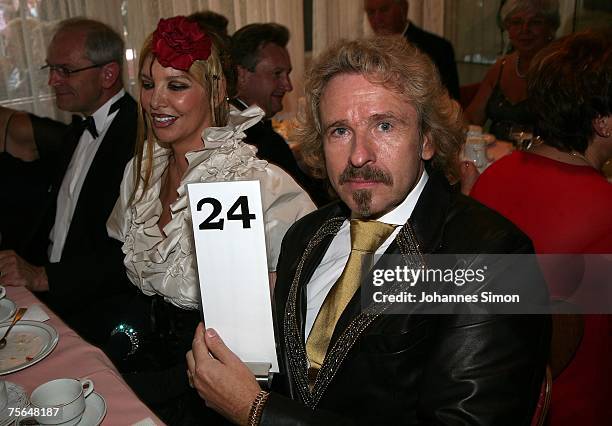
[505,17,547,31]
[40,61,111,78]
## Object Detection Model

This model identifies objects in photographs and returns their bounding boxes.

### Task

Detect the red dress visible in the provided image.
[471,151,612,425]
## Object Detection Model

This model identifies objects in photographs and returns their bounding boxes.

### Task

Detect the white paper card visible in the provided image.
[187,181,278,372]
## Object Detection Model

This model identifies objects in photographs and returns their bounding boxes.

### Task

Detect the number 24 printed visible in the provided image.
[197,195,256,230]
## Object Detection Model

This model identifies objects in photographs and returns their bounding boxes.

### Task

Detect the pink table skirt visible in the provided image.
[2,286,164,425]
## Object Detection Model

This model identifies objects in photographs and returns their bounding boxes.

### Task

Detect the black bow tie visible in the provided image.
[80,116,98,138]
[74,95,124,139]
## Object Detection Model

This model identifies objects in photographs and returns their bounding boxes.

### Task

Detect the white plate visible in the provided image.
[78,392,106,426]
[0,300,16,324]
[0,381,28,426]
[0,321,59,375]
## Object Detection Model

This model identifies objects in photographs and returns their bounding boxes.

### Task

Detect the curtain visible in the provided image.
[408,0,445,35]
[1,0,304,119]
[312,0,369,58]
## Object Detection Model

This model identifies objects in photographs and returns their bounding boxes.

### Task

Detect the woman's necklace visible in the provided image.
[515,55,527,79]
[528,140,596,169]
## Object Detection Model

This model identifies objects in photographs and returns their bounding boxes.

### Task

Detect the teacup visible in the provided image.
[0,380,8,411]
[30,378,94,425]
[0,286,6,300]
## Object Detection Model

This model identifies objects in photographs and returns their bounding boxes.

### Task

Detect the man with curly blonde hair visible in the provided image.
[187,36,550,425]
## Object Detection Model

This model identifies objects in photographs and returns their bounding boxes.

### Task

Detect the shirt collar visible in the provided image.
[233,97,250,110]
[376,169,428,226]
[402,20,411,35]
[89,89,125,136]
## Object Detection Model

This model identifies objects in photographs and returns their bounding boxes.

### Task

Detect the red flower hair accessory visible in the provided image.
[152,16,212,71]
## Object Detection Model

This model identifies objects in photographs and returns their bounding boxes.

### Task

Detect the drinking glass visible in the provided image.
[509,125,534,150]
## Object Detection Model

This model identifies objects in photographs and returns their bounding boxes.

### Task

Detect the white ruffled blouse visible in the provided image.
[107,106,316,310]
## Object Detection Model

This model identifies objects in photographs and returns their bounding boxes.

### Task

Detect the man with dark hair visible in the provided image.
[231,23,291,119]
[186,36,550,424]
[188,10,229,37]
[364,0,461,101]
[0,18,136,342]
[230,23,326,205]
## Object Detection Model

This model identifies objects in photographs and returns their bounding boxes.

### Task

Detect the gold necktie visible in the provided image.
[306,219,396,384]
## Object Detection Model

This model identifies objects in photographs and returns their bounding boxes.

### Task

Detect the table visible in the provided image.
[2,286,164,425]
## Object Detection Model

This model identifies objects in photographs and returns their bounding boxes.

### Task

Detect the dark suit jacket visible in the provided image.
[405,23,460,101]
[28,94,138,340]
[262,172,550,425]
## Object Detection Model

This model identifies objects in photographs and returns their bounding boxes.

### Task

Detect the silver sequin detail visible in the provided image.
[283,217,426,408]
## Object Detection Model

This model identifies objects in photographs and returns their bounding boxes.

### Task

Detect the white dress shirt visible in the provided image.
[48,89,125,262]
[304,170,429,339]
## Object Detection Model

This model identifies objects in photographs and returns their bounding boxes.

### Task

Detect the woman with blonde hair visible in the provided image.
[464,0,560,141]
[106,16,314,423]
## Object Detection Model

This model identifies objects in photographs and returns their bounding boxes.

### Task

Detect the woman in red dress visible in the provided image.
[471,30,612,425]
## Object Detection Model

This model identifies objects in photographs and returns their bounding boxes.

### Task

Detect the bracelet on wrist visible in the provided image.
[247,390,270,426]
[110,323,140,357]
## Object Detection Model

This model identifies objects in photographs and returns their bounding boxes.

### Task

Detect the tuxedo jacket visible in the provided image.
[405,24,460,101]
[28,94,138,328]
[262,172,551,425]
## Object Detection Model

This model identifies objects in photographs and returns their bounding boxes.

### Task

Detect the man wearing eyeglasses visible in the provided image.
[0,18,136,344]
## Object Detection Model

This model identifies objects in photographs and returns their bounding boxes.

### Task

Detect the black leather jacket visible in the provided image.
[262,173,551,425]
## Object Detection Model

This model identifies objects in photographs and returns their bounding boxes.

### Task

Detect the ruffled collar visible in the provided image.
[142,104,266,187]
[122,105,274,308]
[130,105,268,275]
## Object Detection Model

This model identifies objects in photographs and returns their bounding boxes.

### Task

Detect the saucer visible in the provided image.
[15,392,105,426]
[77,392,106,426]
[0,381,28,426]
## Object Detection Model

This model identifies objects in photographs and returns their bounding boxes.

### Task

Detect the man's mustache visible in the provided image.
[338,165,393,186]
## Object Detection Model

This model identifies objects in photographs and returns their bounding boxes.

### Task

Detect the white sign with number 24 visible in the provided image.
[187,180,278,372]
